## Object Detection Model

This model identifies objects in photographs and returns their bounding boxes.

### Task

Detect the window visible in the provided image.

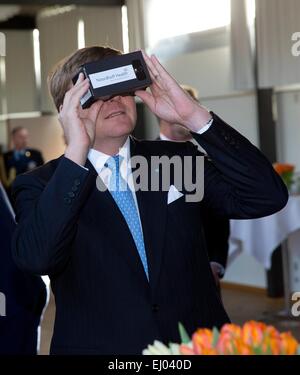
[77,19,85,49]
[146,0,231,48]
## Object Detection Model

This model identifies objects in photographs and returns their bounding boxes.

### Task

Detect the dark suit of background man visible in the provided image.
[3,127,44,195]
[12,46,288,355]
[157,85,230,288]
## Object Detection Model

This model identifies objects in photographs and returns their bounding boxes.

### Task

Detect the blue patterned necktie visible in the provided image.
[105,155,149,280]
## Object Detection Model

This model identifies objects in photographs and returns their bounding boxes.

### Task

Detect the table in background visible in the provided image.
[229,195,300,316]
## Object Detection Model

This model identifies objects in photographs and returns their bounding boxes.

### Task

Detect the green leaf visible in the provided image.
[232,341,239,355]
[253,346,263,355]
[178,322,191,344]
[212,327,220,347]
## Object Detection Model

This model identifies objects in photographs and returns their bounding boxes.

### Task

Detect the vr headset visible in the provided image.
[72,51,152,109]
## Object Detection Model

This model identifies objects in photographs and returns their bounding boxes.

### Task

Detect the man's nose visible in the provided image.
[108,95,122,102]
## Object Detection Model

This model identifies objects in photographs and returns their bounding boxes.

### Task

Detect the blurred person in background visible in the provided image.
[157,85,230,290]
[3,127,44,198]
[0,181,48,354]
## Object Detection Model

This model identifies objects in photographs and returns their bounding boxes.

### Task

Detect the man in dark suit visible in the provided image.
[12,46,288,355]
[4,126,44,178]
[157,85,230,287]
[0,183,47,354]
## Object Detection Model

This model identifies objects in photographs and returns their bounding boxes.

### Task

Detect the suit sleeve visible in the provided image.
[12,157,92,276]
[191,112,288,219]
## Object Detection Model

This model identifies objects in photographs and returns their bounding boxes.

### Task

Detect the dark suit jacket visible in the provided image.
[4,148,44,176]
[200,201,230,269]
[11,113,288,355]
[0,185,47,354]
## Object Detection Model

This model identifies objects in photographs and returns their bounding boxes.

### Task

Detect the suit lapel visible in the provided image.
[130,138,168,292]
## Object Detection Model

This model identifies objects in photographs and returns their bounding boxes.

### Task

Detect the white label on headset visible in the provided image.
[89,64,136,89]
[80,88,92,105]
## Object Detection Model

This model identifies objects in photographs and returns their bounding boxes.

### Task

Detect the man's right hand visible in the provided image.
[58,73,103,166]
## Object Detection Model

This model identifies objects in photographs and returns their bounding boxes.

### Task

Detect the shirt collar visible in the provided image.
[87,136,131,174]
[159,132,172,141]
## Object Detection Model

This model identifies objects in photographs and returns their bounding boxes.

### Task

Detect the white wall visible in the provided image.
[276,90,300,172]
[202,94,258,146]
[0,30,37,113]
[224,252,266,288]
[161,46,234,97]
[0,120,7,152]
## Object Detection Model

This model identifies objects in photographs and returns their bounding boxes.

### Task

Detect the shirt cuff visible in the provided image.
[210,261,225,278]
[197,118,214,134]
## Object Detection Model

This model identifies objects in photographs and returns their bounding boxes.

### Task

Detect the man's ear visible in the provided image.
[59,104,63,112]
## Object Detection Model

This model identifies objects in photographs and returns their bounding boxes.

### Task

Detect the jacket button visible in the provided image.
[64,197,71,204]
[74,178,81,186]
[152,304,159,313]
[68,191,75,198]
[72,185,78,192]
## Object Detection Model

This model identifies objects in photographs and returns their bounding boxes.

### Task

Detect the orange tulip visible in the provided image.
[179,344,195,355]
[221,323,242,338]
[261,326,281,355]
[279,332,299,355]
[218,333,249,354]
[273,163,295,175]
[242,321,266,347]
[174,321,300,356]
[192,329,217,355]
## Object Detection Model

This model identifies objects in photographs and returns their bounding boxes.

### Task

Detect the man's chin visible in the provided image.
[97,118,135,138]
[107,124,135,138]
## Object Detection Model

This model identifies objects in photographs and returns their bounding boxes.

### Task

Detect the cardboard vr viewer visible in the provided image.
[73,51,152,109]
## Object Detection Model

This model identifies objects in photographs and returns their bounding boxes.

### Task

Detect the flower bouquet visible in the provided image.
[273,163,295,190]
[143,321,300,355]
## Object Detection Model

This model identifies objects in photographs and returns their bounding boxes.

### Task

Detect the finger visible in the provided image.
[63,79,90,112]
[75,72,85,85]
[71,77,90,94]
[150,54,179,87]
[68,78,90,101]
[145,65,165,93]
[146,82,163,102]
[82,100,104,123]
[149,79,163,93]
[135,90,156,112]
[141,50,160,81]
[150,54,169,78]
[148,69,163,89]
[63,78,89,106]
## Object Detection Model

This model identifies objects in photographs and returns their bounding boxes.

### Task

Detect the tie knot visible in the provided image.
[105,155,123,174]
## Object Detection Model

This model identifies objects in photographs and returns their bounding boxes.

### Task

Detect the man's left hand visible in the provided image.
[135,51,211,132]
[210,263,221,291]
